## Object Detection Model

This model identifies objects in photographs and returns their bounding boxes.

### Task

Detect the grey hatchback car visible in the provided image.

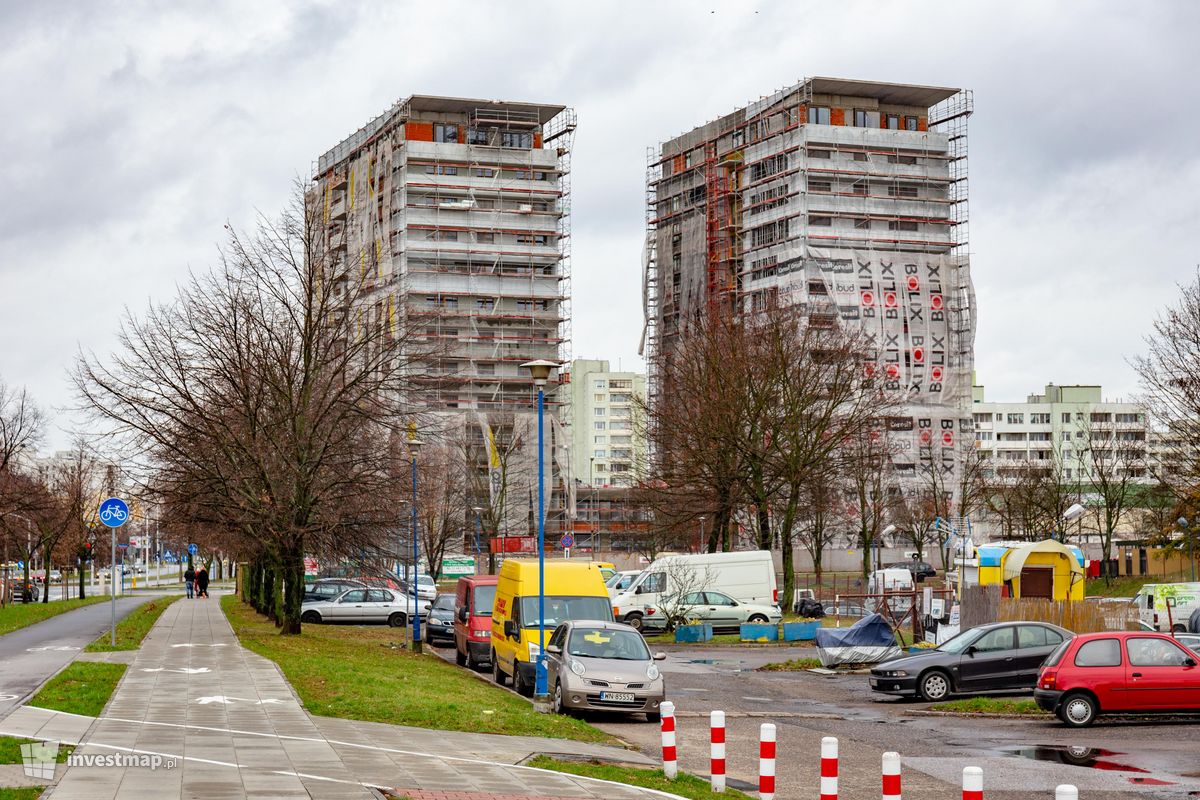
[544,620,667,721]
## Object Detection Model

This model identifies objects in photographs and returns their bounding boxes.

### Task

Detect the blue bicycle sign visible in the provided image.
[99,498,130,528]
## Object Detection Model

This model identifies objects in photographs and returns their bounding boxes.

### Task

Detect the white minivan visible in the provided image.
[610,550,777,631]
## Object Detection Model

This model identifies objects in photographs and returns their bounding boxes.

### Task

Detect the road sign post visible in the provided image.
[99,498,129,646]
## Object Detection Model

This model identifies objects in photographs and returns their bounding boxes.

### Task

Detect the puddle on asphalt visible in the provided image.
[1002,745,1148,773]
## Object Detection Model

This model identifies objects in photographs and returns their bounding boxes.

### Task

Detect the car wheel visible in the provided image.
[645,711,661,723]
[1059,693,1098,728]
[514,662,533,697]
[625,612,644,631]
[388,612,407,628]
[917,670,952,702]
[747,614,769,624]
[552,681,564,714]
[301,610,321,624]
[455,648,467,667]
[493,653,508,686]
[1172,623,1187,634]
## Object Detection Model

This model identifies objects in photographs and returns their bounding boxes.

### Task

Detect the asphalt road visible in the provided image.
[0,595,157,717]
[428,638,1200,799]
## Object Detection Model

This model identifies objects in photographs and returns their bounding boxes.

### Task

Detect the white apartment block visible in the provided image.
[564,359,646,487]
[311,95,577,534]
[971,383,1149,481]
[644,77,976,491]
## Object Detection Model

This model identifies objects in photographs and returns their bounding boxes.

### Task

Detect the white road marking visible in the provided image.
[140,667,211,674]
[25,645,80,652]
[170,643,227,648]
[0,694,17,702]
[194,695,282,705]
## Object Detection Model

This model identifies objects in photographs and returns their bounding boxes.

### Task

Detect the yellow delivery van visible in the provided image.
[491,560,613,696]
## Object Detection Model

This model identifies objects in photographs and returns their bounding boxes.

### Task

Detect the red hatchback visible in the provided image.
[1035,631,1200,727]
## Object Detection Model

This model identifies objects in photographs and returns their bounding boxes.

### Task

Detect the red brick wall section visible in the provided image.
[830,107,845,126]
[918,117,928,132]
[798,105,807,124]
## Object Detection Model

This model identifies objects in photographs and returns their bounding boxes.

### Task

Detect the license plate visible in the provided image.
[600,691,635,702]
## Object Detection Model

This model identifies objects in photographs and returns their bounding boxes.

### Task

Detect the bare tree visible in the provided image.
[841,427,900,581]
[0,379,44,476]
[415,442,467,580]
[1076,409,1146,583]
[75,188,431,634]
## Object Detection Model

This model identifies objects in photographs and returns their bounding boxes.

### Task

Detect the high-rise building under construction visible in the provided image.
[312,95,577,540]
[642,77,976,485]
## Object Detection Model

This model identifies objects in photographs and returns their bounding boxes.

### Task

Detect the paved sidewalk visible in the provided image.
[4,594,679,800]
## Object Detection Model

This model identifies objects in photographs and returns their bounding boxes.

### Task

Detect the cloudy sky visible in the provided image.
[2,0,1197,449]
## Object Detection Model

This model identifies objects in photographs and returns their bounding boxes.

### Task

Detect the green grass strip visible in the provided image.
[930,696,1047,715]
[0,735,74,764]
[85,597,177,652]
[527,756,751,799]
[0,788,48,800]
[29,662,127,718]
[757,657,823,671]
[0,597,106,637]
[221,595,614,743]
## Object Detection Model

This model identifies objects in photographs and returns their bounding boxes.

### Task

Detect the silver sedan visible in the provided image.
[300,587,429,627]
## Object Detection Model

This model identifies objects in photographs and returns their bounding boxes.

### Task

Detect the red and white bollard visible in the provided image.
[758,723,776,800]
[962,766,983,800]
[819,736,838,800]
[710,710,726,793]
[1055,786,1078,800]
[659,701,677,780]
[882,751,901,800]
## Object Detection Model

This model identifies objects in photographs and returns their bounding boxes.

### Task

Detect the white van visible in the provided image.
[610,550,777,630]
[1133,582,1200,632]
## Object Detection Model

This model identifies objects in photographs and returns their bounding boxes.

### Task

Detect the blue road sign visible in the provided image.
[99,498,130,528]
[188,543,198,555]
[559,533,575,549]
[17,561,23,569]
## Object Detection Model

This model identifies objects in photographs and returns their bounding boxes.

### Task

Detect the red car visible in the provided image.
[1035,631,1200,727]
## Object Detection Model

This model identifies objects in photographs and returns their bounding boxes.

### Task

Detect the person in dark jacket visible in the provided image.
[184,566,195,599]
[196,566,209,598]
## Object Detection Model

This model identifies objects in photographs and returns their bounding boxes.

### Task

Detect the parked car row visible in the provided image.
[868,618,1200,727]
[300,577,431,626]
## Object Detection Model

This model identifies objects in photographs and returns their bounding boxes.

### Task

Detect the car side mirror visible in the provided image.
[546,644,562,655]
[1184,657,1197,668]
[653,652,667,661]
[965,645,977,657]
[458,607,469,623]
[504,620,517,639]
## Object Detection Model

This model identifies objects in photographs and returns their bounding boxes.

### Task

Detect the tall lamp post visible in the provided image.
[472,506,484,567]
[521,358,559,710]
[409,436,424,653]
[698,516,707,554]
[1180,517,1193,582]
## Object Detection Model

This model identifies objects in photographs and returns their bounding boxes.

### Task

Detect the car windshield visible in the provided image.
[518,596,614,628]
[432,595,455,610]
[567,628,650,661]
[472,585,497,615]
[308,584,343,598]
[418,575,435,587]
[936,628,985,654]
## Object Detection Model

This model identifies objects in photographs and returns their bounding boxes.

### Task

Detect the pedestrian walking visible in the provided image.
[196,566,209,598]
[184,566,195,599]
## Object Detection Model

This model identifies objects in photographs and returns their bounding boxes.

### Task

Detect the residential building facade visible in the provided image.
[564,359,646,487]
[311,95,577,538]
[642,77,976,492]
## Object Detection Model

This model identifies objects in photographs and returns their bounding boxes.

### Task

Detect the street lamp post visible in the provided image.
[1179,517,1193,582]
[409,437,424,653]
[521,358,558,711]
[698,516,707,554]
[472,506,484,568]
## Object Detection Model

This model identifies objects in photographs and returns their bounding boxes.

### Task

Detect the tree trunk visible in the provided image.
[271,562,284,628]
[781,524,795,615]
[279,546,304,635]
[756,506,771,552]
[261,564,276,622]
[78,561,86,600]
[42,553,51,603]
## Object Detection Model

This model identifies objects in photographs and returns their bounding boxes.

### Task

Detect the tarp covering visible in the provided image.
[813,612,901,667]
[1001,540,1084,583]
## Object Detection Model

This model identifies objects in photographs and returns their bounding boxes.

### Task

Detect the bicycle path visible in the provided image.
[3,592,678,799]
[0,596,156,717]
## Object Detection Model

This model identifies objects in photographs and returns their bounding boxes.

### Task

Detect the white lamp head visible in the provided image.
[1063,503,1086,523]
[520,359,559,386]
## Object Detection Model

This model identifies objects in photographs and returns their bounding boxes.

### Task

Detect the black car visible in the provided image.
[303,578,365,604]
[886,561,937,582]
[869,621,1072,702]
[423,593,456,646]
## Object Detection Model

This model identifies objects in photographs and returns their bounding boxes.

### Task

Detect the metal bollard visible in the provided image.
[710,710,726,793]
[820,736,838,800]
[660,701,677,780]
[962,766,983,800]
[758,723,776,800]
[882,751,901,800]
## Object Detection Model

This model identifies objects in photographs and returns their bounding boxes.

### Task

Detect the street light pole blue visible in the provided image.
[473,509,482,557]
[411,449,422,652]
[521,358,558,708]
